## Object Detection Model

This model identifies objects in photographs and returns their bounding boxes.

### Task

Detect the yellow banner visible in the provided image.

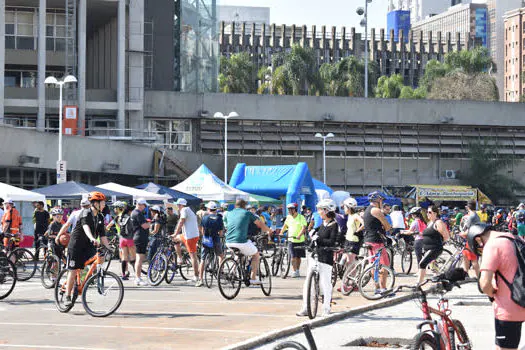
[413,185,477,201]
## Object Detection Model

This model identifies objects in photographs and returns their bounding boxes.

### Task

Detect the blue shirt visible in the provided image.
[312,212,322,229]
[201,213,224,237]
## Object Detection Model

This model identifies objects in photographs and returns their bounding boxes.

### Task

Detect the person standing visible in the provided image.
[171,198,201,286]
[166,207,179,234]
[459,200,481,277]
[0,198,4,222]
[130,198,151,286]
[148,205,166,262]
[282,203,307,278]
[32,201,49,260]
[401,207,427,269]
[390,205,406,238]
[1,198,23,248]
[477,204,489,224]
[418,205,449,284]
[197,201,224,287]
[58,199,90,238]
[453,207,464,229]
[196,203,207,227]
[261,206,272,227]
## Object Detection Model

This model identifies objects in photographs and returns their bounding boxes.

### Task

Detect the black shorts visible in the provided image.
[201,238,224,261]
[495,318,523,349]
[419,248,443,269]
[134,234,149,255]
[344,240,361,255]
[67,246,95,270]
[288,242,306,258]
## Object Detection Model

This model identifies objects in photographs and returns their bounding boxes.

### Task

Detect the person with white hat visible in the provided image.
[130,198,151,286]
[196,201,224,287]
[171,198,201,286]
[57,199,91,243]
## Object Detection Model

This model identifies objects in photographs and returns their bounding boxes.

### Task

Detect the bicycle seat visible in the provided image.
[229,247,243,255]
[362,243,373,249]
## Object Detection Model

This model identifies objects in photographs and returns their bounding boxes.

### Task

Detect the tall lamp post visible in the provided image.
[214,111,239,183]
[357,0,372,98]
[44,75,77,183]
[315,132,334,184]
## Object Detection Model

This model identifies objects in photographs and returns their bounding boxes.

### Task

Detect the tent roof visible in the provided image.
[0,182,45,202]
[136,182,202,206]
[98,182,170,201]
[172,164,249,201]
[32,181,132,201]
[248,194,281,205]
[312,178,334,195]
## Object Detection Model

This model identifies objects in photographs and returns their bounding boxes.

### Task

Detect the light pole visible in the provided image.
[44,75,77,183]
[315,132,334,184]
[214,111,239,183]
[357,0,372,98]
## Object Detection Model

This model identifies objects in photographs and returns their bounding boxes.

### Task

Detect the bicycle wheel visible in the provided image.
[331,262,340,287]
[41,254,61,289]
[273,341,308,350]
[179,252,195,281]
[341,262,361,296]
[452,319,472,350]
[164,253,177,284]
[217,257,242,300]
[54,269,78,313]
[410,332,439,350]
[386,247,394,270]
[306,271,319,319]
[204,254,218,289]
[259,257,272,296]
[358,264,395,300]
[82,270,124,317]
[401,249,413,275]
[0,258,16,300]
[271,250,281,277]
[9,248,37,281]
[431,248,453,275]
[147,252,167,286]
[280,247,291,279]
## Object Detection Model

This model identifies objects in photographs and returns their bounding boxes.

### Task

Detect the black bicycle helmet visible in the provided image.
[466,223,492,257]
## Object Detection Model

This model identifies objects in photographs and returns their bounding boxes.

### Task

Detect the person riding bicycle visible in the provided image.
[45,208,66,261]
[148,205,166,262]
[33,201,49,260]
[1,198,23,249]
[401,207,427,268]
[296,199,338,317]
[362,191,392,293]
[469,224,525,350]
[418,205,450,284]
[459,200,481,278]
[197,201,225,287]
[64,191,111,307]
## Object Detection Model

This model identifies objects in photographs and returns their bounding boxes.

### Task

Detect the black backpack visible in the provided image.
[495,236,525,308]
[119,214,134,239]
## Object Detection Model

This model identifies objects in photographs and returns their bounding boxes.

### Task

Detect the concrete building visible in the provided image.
[411,2,488,47]
[503,7,525,102]
[389,0,452,23]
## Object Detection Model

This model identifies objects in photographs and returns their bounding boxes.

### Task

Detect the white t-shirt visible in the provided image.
[390,211,405,229]
[67,209,82,231]
[180,207,199,240]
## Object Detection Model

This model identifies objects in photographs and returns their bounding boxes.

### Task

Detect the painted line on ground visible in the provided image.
[0,344,113,350]
[0,322,259,334]
[123,298,292,305]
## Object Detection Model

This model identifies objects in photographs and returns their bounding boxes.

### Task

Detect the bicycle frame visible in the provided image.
[70,253,105,296]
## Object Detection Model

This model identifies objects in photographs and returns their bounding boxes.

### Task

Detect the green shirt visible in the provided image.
[284,214,307,243]
[225,208,256,244]
[455,213,464,227]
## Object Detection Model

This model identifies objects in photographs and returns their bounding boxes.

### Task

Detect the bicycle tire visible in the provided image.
[431,248,453,275]
[179,251,194,281]
[82,270,124,317]
[410,332,439,350]
[164,253,177,284]
[41,254,61,289]
[204,254,217,289]
[386,247,394,270]
[147,252,167,286]
[358,264,395,300]
[331,262,339,287]
[0,258,17,300]
[452,319,472,350]
[259,256,272,296]
[9,248,37,281]
[54,269,78,313]
[281,247,291,279]
[306,271,320,319]
[271,250,281,277]
[341,262,361,296]
[217,257,242,300]
[273,341,308,350]
[401,249,413,275]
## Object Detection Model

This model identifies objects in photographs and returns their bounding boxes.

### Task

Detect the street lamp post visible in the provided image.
[214,111,239,183]
[315,132,334,184]
[44,75,77,183]
[357,0,372,98]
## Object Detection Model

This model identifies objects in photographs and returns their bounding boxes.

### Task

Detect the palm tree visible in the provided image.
[218,52,256,93]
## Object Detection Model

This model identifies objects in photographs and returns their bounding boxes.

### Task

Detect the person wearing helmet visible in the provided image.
[493,209,506,229]
[282,202,308,278]
[1,198,23,249]
[197,201,225,287]
[130,198,151,286]
[401,207,427,269]
[148,205,166,263]
[64,191,111,306]
[459,200,481,277]
[469,224,525,350]
[362,191,392,292]
[33,201,49,260]
[45,208,65,261]
[57,199,91,244]
[477,204,489,224]
[297,199,338,317]
[105,201,134,280]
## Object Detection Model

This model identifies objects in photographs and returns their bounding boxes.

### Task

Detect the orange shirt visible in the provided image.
[2,208,22,232]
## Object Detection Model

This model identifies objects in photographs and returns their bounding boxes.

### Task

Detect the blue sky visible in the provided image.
[220,0,390,32]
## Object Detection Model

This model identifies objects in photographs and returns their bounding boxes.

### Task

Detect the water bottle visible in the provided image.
[338,254,347,266]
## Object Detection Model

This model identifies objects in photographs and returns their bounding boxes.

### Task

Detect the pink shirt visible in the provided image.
[409,219,427,240]
[480,232,525,321]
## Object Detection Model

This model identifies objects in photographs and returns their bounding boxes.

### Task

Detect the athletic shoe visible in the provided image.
[296,310,308,317]
[321,309,331,317]
[134,277,148,286]
[121,274,129,281]
[291,270,300,278]
[375,288,386,295]
[249,279,262,285]
[64,296,73,307]
[195,280,203,287]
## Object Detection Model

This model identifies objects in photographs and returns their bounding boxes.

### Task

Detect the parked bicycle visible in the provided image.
[0,244,16,300]
[2,233,36,281]
[273,324,318,350]
[40,239,67,289]
[271,234,291,279]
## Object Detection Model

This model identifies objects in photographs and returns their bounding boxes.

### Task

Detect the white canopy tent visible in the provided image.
[0,182,45,202]
[172,164,249,201]
[97,182,170,202]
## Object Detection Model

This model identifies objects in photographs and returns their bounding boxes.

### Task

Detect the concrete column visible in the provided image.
[0,0,5,123]
[78,0,86,135]
[37,0,46,131]
[127,0,144,135]
[117,0,126,136]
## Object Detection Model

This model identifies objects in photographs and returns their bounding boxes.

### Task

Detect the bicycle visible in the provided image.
[2,233,37,281]
[217,239,272,300]
[331,247,346,287]
[202,243,219,288]
[270,234,291,279]
[357,243,396,300]
[387,273,471,350]
[0,244,17,300]
[54,246,124,317]
[273,324,318,350]
[40,239,67,289]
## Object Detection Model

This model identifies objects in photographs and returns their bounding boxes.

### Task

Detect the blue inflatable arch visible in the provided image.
[229,163,318,210]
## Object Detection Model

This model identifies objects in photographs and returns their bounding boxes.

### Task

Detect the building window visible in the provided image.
[46,12,66,51]
[5,9,36,50]
[148,119,192,151]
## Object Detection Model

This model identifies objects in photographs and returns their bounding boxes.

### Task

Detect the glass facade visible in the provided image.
[475,8,488,47]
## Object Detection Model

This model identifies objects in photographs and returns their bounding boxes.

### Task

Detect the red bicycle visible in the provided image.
[389,274,472,350]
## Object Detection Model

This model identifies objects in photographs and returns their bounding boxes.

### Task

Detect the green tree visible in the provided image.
[319,56,378,97]
[444,46,493,74]
[375,74,405,98]
[399,86,426,99]
[459,139,524,203]
[427,71,498,101]
[218,52,256,93]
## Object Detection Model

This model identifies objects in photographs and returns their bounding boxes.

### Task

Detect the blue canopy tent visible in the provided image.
[355,191,403,207]
[33,181,132,201]
[312,178,334,195]
[136,182,201,206]
[229,163,317,210]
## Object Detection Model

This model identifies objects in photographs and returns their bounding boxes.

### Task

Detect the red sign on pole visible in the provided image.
[63,105,78,136]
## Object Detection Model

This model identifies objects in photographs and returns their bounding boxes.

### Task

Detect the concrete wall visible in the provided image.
[86,17,118,90]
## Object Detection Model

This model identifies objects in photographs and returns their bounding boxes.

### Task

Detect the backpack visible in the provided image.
[119,214,134,239]
[335,214,347,247]
[495,236,525,308]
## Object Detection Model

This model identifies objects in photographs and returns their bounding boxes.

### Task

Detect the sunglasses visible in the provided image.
[427,211,434,214]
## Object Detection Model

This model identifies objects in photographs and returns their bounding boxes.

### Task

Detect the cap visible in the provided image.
[221,203,229,208]
[206,201,218,210]
[4,198,14,204]
[81,199,91,207]
[246,204,252,210]
[136,198,148,205]
[175,198,188,206]
[286,203,298,209]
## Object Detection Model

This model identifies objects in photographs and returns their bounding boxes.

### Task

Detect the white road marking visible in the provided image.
[0,322,259,334]
[124,298,292,305]
[0,345,112,350]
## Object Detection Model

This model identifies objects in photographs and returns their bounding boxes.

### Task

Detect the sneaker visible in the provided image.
[291,270,300,278]
[121,274,129,281]
[134,277,148,286]
[195,280,203,287]
[375,288,386,295]
[296,310,308,317]
[321,309,331,317]
[64,296,73,307]
[192,276,198,283]
[249,279,262,285]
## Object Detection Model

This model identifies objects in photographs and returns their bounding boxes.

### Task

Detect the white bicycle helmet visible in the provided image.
[50,207,63,216]
[343,197,358,209]
[408,206,422,215]
[316,199,337,212]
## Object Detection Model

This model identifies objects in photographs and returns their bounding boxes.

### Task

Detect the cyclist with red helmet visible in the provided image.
[64,191,111,307]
